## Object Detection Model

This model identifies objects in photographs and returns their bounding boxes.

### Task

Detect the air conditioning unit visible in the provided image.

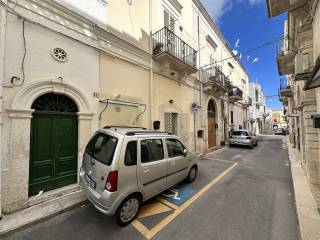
[294,53,303,75]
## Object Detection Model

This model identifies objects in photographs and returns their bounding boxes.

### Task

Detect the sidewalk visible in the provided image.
[286,138,320,240]
[0,189,86,236]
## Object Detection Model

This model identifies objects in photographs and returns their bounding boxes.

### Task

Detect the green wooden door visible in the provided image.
[29,112,78,196]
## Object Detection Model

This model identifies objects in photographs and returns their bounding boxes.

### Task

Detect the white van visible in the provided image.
[79,126,198,226]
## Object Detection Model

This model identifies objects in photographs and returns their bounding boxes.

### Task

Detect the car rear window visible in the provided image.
[232,131,249,136]
[86,133,118,166]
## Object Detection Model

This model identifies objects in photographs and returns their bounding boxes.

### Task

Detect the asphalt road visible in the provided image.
[2,135,299,240]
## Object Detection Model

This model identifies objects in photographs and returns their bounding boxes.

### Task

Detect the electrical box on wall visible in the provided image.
[311,114,320,128]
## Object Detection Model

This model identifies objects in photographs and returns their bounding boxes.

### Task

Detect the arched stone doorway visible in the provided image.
[29,93,79,196]
[208,99,217,148]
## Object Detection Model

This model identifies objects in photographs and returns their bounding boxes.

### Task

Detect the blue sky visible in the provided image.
[201,0,287,109]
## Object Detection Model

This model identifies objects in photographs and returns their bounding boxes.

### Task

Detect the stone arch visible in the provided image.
[10,78,91,114]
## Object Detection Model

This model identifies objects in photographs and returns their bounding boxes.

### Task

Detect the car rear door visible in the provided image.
[165,138,189,188]
[138,138,167,200]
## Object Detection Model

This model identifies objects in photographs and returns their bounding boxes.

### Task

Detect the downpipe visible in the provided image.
[0,0,7,220]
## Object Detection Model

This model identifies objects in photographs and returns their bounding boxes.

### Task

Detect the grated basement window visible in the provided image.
[164,112,178,135]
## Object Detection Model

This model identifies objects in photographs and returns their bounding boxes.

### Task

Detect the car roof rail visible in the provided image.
[125,131,172,136]
[103,125,147,130]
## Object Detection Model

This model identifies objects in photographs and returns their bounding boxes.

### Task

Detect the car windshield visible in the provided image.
[85,132,118,166]
[232,131,249,136]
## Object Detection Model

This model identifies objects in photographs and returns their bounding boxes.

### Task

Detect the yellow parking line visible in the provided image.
[132,219,150,236]
[132,162,238,239]
[201,158,235,163]
[156,197,178,210]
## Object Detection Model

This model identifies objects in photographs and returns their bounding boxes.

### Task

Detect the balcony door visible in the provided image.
[208,99,217,148]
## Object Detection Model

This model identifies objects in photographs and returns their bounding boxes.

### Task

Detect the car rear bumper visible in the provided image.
[229,139,252,146]
[79,167,123,216]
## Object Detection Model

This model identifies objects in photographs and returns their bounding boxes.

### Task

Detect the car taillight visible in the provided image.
[246,136,252,139]
[105,171,118,192]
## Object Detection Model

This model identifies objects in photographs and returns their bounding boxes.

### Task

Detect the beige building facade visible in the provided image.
[267,0,320,191]
[0,0,250,217]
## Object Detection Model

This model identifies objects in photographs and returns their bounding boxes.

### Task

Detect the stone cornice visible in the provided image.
[7,109,34,118]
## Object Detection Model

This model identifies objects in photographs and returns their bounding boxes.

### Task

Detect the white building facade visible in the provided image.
[0,0,250,219]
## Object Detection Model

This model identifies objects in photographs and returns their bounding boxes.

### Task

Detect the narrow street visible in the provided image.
[3,135,299,240]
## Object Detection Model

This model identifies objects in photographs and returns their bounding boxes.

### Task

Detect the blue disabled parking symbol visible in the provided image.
[161,183,196,206]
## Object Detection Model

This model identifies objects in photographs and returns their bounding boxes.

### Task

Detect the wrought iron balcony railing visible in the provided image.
[279,78,293,98]
[201,66,229,87]
[241,96,252,107]
[276,37,295,75]
[153,27,197,74]
[276,37,294,58]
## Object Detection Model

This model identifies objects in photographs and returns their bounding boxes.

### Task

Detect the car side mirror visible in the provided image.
[183,148,187,157]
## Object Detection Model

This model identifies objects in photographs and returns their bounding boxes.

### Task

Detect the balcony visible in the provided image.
[153,27,197,75]
[201,66,229,96]
[279,96,289,106]
[241,96,252,108]
[267,0,308,17]
[279,78,293,98]
[276,37,295,76]
[228,86,243,102]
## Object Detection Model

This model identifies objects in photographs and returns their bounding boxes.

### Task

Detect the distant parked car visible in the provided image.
[80,126,198,226]
[229,130,258,149]
[275,128,287,135]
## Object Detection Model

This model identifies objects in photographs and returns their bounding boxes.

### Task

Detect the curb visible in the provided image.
[0,189,87,237]
[197,146,227,159]
[286,138,320,240]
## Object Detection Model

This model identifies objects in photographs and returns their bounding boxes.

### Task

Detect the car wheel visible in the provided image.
[229,144,233,147]
[249,142,254,149]
[187,166,197,183]
[116,195,140,226]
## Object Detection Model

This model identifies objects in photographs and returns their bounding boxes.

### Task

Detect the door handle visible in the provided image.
[143,168,150,173]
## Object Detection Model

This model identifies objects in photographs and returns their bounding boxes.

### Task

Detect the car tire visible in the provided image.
[229,144,233,147]
[116,195,141,226]
[249,142,254,149]
[187,166,197,183]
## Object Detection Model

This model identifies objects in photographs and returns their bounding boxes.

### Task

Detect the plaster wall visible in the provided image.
[1,13,99,213]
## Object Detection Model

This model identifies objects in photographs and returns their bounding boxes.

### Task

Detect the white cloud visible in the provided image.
[201,0,263,22]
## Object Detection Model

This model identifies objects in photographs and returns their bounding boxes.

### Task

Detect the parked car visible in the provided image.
[274,128,287,135]
[79,126,198,226]
[229,130,258,148]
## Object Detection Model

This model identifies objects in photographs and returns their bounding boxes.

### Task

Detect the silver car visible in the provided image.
[229,130,258,148]
[79,126,198,226]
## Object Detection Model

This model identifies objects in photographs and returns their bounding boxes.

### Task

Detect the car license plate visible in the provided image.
[85,174,96,189]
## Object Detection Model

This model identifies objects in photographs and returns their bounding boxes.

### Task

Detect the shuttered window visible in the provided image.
[164,112,178,134]
[164,10,175,32]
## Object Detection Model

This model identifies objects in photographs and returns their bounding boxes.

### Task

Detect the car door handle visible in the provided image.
[143,168,150,173]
